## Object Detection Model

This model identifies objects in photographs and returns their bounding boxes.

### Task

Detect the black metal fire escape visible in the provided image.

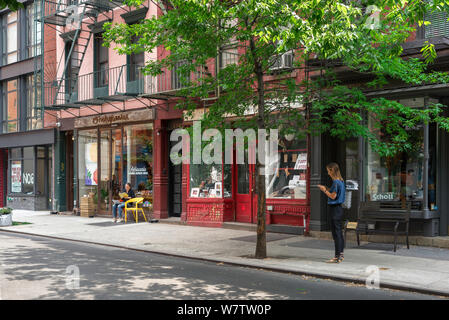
[41,0,124,109]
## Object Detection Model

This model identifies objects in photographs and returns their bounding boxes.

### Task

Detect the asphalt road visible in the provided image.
[0,232,445,300]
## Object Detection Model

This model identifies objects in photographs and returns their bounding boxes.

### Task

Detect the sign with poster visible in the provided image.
[294,153,307,170]
[11,161,22,193]
[85,143,98,186]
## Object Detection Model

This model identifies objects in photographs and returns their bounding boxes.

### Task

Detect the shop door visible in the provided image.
[235,147,258,223]
[168,135,182,217]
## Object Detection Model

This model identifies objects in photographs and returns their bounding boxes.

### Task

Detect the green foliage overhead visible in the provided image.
[103,0,449,158]
[0,0,23,11]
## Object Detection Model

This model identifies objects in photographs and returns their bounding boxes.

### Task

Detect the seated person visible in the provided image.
[112,182,136,223]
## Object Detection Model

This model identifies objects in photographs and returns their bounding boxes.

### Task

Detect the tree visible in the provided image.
[104,0,449,259]
[0,0,22,10]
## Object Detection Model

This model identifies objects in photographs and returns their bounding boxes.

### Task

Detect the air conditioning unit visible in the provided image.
[269,51,294,71]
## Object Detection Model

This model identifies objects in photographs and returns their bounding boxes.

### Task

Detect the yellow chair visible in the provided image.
[124,198,148,223]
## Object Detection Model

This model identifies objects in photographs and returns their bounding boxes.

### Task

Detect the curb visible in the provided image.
[1,228,448,298]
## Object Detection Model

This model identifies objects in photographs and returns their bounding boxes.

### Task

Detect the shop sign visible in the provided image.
[75,109,154,128]
[11,161,21,193]
[129,166,148,176]
[23,172,34,185]
[372,192,395,201]
[294,153,307,170]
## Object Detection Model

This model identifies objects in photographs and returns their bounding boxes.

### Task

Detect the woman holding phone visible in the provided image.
[318,163,346,263]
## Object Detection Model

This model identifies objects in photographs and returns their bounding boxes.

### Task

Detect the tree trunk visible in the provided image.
[254,53,267,259]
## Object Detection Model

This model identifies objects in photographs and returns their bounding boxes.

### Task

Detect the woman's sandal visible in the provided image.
[338,254,344,263]
[325,257,339,263]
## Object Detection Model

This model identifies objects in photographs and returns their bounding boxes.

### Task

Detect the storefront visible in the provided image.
[311,96,446,237]
[74,109,154,216]
[0,129,55,211]
[362,97,441,236]
[185,132,310,230]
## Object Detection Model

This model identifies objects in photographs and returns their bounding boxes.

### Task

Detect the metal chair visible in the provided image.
[124,197,148,223]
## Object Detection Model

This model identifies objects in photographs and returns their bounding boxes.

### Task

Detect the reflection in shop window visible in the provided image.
[190,163,232,198]
[266,137,307,200]
[78,130,98,203]
[365,111,437,210]
[122,124,153,200]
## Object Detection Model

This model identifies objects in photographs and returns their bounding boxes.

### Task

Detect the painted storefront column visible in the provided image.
[152,119,168,219]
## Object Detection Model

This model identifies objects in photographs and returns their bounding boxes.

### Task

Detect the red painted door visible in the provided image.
[235,161,258,223]
[235,162,253,223]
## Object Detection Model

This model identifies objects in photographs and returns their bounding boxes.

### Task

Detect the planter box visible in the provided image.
[0,213,13,227]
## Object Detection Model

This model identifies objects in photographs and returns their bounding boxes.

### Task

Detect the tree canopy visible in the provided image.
[105,0,449,156]
[0,0,22,11]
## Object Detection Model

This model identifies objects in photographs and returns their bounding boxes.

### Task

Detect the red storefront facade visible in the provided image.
[178,124,311,232]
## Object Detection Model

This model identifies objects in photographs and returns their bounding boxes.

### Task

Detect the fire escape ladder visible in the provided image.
[53,5,93,106]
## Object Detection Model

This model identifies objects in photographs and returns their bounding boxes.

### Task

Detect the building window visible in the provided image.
[26,74,43,130]
[219,45,239,70]
[122,124,153,197]
[27,1,42,58]
[9,146,50,196]
[94,33,109,88]
[128,33,144,82]
[2,79,19,133]
[3,11,19,65]
[266,137,307,200]
[189,163,232,198]
[364,100,437,210]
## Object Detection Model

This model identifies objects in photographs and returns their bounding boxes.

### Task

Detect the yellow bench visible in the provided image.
[124,197,148,223]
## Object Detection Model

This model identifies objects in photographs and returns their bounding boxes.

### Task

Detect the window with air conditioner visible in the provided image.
[424,11,449,38]
[269,50,294,72]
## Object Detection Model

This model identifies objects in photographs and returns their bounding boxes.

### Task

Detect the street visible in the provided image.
[0,232,444,300]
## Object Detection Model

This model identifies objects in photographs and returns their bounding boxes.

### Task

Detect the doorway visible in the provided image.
[235,148,257,223]
[324,136,360,222]
[168,134,182,217]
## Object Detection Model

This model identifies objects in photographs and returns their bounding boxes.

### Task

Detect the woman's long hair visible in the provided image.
[326,162,344,181]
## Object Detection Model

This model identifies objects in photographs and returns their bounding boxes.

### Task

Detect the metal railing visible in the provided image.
[43,64,208,107]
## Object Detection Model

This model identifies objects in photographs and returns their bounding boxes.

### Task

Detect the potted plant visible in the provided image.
[0,207,13,227]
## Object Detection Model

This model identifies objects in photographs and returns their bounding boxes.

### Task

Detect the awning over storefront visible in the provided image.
[0,128,55,148]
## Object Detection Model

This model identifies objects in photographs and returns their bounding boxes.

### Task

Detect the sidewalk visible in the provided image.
[1,210,449,296]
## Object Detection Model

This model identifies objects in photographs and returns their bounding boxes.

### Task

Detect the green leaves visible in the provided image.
[103,0,449,157]
[0,0,22,10]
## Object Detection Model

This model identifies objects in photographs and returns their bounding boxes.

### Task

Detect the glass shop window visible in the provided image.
[266,137,308,200]
[189,163,232,198]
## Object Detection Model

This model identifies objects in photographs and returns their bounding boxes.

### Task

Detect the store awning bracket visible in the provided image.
[102,100,124,112]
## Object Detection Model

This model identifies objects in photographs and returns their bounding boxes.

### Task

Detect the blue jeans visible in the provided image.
[112,203,125,219]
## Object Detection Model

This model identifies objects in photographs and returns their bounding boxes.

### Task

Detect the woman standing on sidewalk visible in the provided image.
[318,163,346,263]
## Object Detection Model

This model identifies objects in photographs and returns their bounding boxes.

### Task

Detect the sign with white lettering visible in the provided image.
[372,192,396,201]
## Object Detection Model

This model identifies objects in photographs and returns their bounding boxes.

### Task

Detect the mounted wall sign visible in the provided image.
[74,109,155,128]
